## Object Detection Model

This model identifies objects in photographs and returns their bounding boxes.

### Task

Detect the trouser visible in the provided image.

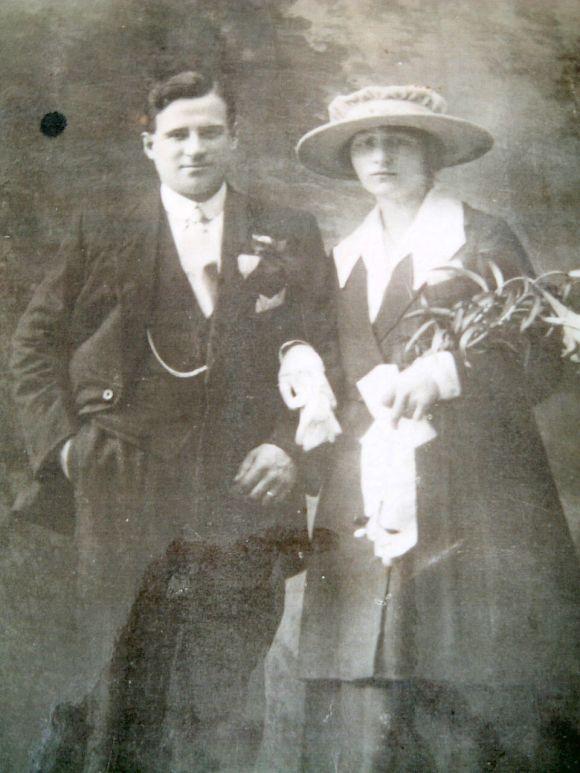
[33,421,289,772]
[65,420,202,694]
[103,537,285,772]
[302,679,579,772]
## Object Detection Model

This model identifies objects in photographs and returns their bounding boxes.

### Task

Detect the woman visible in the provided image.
[294,86,579,770]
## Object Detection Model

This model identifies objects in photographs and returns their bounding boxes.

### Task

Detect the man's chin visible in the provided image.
[173,179,225,202]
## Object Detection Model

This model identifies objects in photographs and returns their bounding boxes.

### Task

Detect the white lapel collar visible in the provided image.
[333,189,466,291]
[333,206,385,288]
[400,188,466,288]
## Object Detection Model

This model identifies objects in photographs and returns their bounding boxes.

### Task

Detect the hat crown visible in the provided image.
[328,85,448,123]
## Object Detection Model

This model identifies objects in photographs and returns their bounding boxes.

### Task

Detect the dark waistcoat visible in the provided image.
[96,223,210,456]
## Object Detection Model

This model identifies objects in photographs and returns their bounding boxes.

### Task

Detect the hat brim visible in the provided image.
[296,113,494,178]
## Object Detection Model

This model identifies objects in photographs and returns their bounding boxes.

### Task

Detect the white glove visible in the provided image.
[278,344,341,451]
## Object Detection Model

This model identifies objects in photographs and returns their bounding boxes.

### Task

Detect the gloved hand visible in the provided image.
[278,344,341,451]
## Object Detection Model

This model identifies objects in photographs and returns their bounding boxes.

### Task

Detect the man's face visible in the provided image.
[142,91,235,201]
[349,126,432,201]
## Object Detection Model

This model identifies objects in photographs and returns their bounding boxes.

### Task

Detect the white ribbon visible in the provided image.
[355,364,436,565]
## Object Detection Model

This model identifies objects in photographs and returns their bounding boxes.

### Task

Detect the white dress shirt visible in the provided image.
[161,183,227,318]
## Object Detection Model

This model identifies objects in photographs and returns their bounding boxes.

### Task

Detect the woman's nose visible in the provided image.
[373,144,394,165]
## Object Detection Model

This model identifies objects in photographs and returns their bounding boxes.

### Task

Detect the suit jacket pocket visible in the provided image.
[255,287,286,314]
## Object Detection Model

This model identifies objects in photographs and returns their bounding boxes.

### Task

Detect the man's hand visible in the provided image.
[233,444,297,506]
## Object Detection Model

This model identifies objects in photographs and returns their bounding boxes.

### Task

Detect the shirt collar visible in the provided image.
[333,187,466,289]
[160,182,227,222]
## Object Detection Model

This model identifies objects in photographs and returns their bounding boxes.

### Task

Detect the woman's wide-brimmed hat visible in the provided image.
[296,85,494,179]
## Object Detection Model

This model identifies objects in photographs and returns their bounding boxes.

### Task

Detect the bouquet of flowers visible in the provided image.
[404,264,580,366]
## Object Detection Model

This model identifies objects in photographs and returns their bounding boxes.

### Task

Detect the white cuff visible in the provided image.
[279,343,325,375]
[278,339,310,362]
[413,351,461,400]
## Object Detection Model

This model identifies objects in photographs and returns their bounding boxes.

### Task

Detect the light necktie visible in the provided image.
[182,207,219,318]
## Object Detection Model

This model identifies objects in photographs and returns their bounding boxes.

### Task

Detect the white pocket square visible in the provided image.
[255,287,286,313]
[237,253,262,279]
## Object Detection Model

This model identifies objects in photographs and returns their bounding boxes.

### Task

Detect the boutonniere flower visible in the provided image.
[237,234,295,297]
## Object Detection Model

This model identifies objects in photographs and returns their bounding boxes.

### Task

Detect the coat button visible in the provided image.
[102,388,114,402]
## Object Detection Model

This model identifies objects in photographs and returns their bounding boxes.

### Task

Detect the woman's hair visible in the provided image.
[342,126,445,178]
[145,69,237,132]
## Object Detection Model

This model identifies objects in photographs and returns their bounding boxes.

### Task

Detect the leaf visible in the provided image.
[431,265,490,292]
[520,293,544,332]
[459,326,485,358]
[471,291,496,310]
[503,275,531,295]
[497,290,516,322]
[452,306,464,334]
[461,304,486,330]
[430,326,449,352]
[405,319,438,353]
[488,260,505,291]
[536,286,569,316]
[404,308,432,320]
[423,307,455,317]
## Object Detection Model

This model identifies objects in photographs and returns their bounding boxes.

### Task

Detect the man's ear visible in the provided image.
[229,119,239,149]
[142,132,155,160]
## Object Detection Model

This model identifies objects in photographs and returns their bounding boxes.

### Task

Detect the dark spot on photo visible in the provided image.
[40,111,67,137]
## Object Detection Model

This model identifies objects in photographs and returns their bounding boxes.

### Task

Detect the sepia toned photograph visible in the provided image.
[0,1,578,770]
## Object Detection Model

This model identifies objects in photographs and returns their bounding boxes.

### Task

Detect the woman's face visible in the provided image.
[349,126,433,201]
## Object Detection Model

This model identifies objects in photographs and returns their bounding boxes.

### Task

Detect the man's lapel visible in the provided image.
[116,192,162,385]
[206,187,251,366]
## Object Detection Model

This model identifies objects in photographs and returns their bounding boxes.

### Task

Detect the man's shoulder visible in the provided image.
[64,190,160,260]
[234,189,317,232]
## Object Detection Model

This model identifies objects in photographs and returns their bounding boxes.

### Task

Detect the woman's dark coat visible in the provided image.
[300,204,579,689]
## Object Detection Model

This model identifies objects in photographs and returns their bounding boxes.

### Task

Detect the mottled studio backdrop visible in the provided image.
[0,0,578,769]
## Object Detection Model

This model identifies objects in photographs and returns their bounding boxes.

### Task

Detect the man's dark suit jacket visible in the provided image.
[10,185,337,536]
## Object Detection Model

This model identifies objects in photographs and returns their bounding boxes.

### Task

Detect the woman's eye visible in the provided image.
[353,137,375,151]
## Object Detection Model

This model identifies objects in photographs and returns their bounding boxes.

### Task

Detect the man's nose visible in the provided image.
[183,133,205,156]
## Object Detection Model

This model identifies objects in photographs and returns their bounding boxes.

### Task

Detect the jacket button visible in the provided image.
[102,388,114,402]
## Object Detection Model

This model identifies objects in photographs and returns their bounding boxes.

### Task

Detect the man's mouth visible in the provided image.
[372,170,396,176]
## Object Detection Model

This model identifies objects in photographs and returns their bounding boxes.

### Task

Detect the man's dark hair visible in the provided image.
[145,70,236,132]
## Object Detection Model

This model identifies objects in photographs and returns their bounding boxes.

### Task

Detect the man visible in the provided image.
[10,69,336,769]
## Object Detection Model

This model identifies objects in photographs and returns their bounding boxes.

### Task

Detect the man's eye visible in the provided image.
[167,131,188,140]
[200,128,225,139]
